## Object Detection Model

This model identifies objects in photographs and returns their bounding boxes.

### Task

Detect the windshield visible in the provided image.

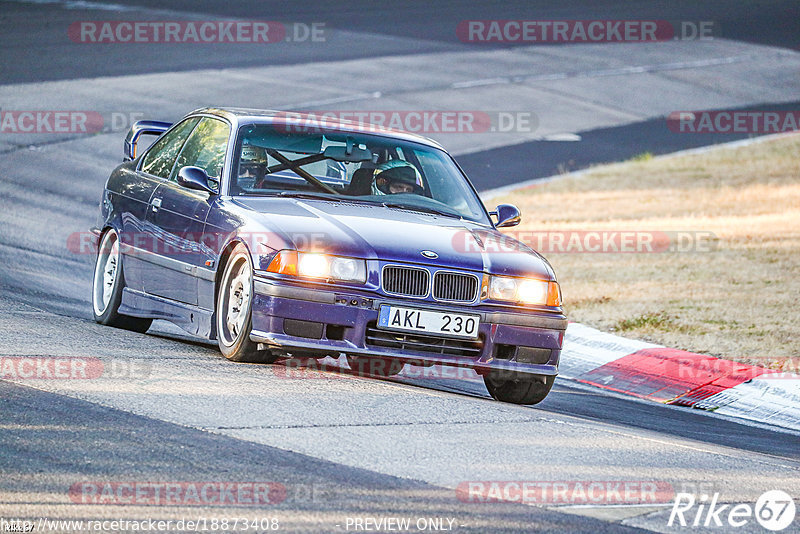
[231,123,490,224]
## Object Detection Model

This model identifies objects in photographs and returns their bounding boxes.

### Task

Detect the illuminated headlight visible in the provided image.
[488,276,561,307]
[267,251,367,283]
[298,253,329,278]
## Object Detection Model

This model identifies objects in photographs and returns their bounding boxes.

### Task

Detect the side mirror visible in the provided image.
[491,204,521,228]
[177,166,217,194]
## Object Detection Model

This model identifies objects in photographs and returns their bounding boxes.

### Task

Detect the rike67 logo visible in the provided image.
[669,490,796,531]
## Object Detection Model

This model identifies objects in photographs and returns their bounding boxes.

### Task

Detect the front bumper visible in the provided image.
[250,277,566,377]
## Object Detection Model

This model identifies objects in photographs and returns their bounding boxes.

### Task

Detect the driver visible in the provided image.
[371,160,423,195]
[238,144,267,187]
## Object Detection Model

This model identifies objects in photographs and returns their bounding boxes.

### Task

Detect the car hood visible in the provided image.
[229,197,555,279]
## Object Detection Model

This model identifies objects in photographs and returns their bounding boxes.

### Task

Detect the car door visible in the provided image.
[121,117,199,293]
[143,116,231,306]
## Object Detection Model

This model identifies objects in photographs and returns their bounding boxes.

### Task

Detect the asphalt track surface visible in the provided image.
[3,0,799,84]
[1,1,799,532]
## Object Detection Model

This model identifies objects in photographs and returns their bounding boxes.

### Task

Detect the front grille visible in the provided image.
[382,265,429,297]
[365,322,483,358]
[433,271,479,302]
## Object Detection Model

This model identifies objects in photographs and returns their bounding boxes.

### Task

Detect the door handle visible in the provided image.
[151,197,162,212]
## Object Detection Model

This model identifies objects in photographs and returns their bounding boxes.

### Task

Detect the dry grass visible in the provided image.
[492,134,800,370]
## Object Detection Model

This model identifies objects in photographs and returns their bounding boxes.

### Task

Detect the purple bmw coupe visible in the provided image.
[91,108,565,404]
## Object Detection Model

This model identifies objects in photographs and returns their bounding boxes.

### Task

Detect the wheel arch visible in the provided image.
[96,215,125,248]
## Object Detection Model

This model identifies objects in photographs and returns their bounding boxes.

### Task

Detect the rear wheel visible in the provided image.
[483,372,555,405]
[346,355,405,377]
[92,229,152,333]
[216,244,277,364]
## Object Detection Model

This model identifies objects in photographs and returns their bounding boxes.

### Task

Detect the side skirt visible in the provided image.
[120,288,214,339]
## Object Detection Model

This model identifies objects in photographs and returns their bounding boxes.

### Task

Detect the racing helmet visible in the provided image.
[370,160,423,195]
[239,144,267,179]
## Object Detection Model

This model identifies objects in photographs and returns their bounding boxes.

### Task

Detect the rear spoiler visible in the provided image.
[123,120,172,161]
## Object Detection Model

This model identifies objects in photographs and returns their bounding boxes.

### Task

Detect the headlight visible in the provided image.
[488,275,561,307]
[267,250,367,283]
[298,253,329,278]
[488,276,517,301]
[329,257,363,281]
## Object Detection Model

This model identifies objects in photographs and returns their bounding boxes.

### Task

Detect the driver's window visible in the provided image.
[140,118,199,179]
[171,117,231,183]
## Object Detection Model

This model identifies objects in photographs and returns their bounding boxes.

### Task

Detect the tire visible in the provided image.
[346,355,405,377]
[216,243,277,364]
[92,229,152,333]
[483,372,555,405]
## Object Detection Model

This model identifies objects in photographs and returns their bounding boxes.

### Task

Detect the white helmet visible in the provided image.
[239,144,267,180]
[370,160,422,195]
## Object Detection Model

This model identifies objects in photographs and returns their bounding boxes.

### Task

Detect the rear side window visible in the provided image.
[171,117,231,182]
[140,118,199,179]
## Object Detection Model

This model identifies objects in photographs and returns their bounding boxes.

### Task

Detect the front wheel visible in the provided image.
[92,229,152,333]
[483,372,555,405]
[216,243,277,364]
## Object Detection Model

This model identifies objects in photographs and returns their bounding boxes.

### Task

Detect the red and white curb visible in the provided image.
[561,323,800,432]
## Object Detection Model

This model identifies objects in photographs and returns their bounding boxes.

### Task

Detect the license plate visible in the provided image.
[377,305,480,339]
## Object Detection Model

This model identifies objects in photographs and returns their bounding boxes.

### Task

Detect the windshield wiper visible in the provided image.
[380,201,461,219]
[247,191,381,206]
[276,191,346,202]
[278,193,397,208]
